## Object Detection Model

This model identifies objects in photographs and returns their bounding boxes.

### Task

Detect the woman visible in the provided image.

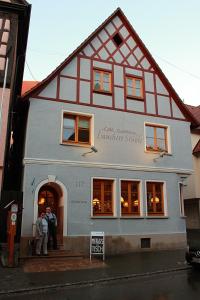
[35,212,48,256]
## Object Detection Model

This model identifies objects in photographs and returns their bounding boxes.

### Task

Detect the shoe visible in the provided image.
[43,253,48,256]
[36,253,40,256]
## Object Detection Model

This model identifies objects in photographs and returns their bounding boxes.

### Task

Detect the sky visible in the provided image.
[24,0,200,106]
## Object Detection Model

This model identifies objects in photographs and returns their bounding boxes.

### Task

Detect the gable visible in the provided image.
[79,15,152,70]
[39,77,57,98]
[24,8,197,125]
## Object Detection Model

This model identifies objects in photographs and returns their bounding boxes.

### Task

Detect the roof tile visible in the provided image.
[186,104,200,124]
[193,139,200,155]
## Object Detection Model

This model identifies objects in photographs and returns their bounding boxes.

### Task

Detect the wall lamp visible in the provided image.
[153,151,172,162]
[82,146,98,156]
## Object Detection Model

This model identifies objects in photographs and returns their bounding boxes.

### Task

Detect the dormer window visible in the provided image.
[93,69,112,94]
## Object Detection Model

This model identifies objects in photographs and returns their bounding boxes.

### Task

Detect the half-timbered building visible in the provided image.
[21,8,196,255]
[0,0,31,246]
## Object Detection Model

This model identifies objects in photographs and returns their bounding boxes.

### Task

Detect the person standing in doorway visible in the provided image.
[45,207,58,250]
[35,212,48,256]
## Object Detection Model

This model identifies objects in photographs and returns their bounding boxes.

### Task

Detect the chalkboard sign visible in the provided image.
[90,231,105,260]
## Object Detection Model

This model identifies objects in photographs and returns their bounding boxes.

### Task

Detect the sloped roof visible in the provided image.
[0,0,29,5]
[21,7,197,124]
[193,139,200,155]
[186,104,200,153]
[186,104,200,125]
[21,81,39,95]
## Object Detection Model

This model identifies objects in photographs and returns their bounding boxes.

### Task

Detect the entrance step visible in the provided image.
[48,249,85,257]
[20,249,85,261]
[23,256,105,273]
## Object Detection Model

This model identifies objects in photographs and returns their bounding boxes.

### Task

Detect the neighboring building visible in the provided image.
[21,81,39,96]
[184,105,200,229]
[0,0,31,243]
[21,8,196,255]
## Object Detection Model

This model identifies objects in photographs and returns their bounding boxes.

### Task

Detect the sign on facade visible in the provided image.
[90,231,105,260]
[11,204,18,213]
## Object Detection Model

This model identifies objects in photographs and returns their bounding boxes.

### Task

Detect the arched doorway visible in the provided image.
[38,183,64,245]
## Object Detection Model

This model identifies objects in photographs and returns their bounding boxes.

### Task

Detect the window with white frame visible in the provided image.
[120,180,141,216]
[146,181,165,216]
[92,179,114,216]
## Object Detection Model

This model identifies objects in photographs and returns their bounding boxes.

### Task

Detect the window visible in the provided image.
[62,113,91,145]
[146,182,164,216]
[126,76,143,99]
[141,238,151,249]
[145,124,168,152]
[93,69,112,93]
[92,179,114,216]
[121,180,140,216]
[112,33,123,47]
[179,183,185,216]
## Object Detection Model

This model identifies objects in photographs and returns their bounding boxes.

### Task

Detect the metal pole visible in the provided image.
[0,57,9,139]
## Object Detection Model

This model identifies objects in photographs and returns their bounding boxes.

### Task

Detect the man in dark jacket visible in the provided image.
[45,207,58,250]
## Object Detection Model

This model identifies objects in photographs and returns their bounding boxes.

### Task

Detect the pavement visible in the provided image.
[0,249,190,297]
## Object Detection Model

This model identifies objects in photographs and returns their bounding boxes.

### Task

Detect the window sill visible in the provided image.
[145,216,169,219]
[126,95,144,101]
[120,216,144,219]
[93,90,112,96]
[145,150,172,156]
[60,142,91,148]
[91,216,117,219]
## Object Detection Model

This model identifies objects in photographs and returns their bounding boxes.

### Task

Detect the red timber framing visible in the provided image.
[21,8,197,126]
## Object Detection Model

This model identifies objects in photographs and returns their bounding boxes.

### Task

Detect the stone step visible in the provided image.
[23,256,104,272]
[20,250,85,260]
[48,249,85,256]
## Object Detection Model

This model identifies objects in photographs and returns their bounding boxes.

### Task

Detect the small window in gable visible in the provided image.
[93,69,112,93]
[112,33,123,47]
[126,76,143,100]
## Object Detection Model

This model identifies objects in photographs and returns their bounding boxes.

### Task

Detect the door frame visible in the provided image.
[33,178,68,236]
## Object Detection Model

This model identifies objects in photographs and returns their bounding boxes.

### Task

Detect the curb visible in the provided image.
[0,265,191,297]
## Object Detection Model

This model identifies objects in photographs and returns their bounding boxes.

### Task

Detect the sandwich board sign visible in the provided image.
[90,231,105,260]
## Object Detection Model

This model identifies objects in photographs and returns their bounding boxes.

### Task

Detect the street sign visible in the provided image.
[11,213,17,223]
[90,231,105,260]
[11,204,18,213]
